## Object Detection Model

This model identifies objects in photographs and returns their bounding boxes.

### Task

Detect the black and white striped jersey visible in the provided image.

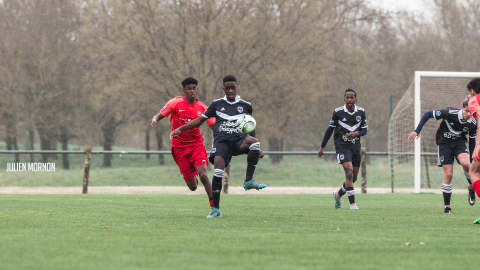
[329,105,367,148]
[202,95,253,142]
[433,107,477,145]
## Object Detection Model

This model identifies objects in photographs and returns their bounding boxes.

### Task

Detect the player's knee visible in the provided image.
[189,185,197,191]
[444,172,453,180]
[344,170,353,180]
[198,171,209,183]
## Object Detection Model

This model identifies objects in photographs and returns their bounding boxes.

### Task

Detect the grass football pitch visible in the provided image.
[1,193,479,270]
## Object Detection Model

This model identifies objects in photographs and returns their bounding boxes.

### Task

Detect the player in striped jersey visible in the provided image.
[466,78,480,224]
[318,89,368,210]
[408,98,477,214]
[151,77,216,213]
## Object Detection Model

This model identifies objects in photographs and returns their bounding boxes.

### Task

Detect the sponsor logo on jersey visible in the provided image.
[436,111,441,116]
[237,107,243,113]
[342,118,347,121]
[330,120,334,125]
[179,109,185,112]
[356,116,361,122]
[219,121,239,134]
[221,107,225,111]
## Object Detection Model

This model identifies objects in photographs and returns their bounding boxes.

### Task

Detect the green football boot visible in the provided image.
[473,217,480,224]
[207,207,222,218]
[243,179,266,190]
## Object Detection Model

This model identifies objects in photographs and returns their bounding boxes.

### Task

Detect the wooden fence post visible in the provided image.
[361,147,367,193]
[223,163,230,194]
[83,146,92,194]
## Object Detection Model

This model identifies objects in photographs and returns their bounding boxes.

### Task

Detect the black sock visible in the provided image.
[338,184,346,197]
[442,184,452,206]
[245,142,260,181]
[346,187,355,204]
[212,169,224,209]
[464,171,472,185]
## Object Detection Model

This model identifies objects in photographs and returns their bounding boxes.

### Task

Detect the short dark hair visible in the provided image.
[467,78,480,94]
[345,88,356,97]
[181,77,198,89]
[223,75,237,85]
[463,95,471,108]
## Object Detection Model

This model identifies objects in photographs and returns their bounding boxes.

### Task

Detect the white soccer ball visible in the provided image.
[236,114,256,134]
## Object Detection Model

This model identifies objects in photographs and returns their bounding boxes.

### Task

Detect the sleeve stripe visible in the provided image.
[201,114,208,119]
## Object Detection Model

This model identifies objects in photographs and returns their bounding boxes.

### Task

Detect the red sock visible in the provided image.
[473,180,480,197]
[209,199,213,209]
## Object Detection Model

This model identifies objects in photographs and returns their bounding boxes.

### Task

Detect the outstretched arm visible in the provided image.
[318,126,334,159]
[408,111,434,141]
[170,116,207,139]
[151,113,165,127]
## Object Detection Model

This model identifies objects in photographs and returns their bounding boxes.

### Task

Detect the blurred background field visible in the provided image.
[0,142,470,190]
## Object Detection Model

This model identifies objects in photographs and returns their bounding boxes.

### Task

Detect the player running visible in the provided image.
[170,75,265,218]
[151,77,216,212]
[318,89,368,210]
[466,77,480,224]
[408,99,477,214]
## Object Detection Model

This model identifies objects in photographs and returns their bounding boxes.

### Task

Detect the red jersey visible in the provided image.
[469,95,480,119]
[160,96,215,147]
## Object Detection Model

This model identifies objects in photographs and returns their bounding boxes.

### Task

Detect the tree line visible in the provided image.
[1,0,479,167]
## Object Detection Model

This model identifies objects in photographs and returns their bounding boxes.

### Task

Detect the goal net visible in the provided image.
[389,71,480,193]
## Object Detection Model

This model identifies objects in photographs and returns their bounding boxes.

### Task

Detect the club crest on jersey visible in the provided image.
[356,116,361,122]
[237,107,243,113]
[436,111,441,117]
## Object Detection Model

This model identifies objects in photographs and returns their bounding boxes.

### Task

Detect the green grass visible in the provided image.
[1,194,479,270]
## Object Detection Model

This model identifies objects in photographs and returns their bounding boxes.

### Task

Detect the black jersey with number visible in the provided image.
[329,105,368,149]
[202,95,253,142]
[433,107,477,145]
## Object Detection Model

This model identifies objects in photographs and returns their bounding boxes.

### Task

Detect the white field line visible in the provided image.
[0,186,467,194]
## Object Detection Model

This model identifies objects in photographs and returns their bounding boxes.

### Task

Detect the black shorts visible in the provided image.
[437,142,469,167]
[335,145,361,167]
[209,135,248,166]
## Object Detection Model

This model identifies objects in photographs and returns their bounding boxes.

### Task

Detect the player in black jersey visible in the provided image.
[318,89,368,210]
[408,98,477,214]
[170,75,265,218]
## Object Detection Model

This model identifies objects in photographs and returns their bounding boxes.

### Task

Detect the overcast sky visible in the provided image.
[368,0,436,18]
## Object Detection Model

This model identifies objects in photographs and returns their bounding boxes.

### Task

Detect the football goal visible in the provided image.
[389,71,480,193]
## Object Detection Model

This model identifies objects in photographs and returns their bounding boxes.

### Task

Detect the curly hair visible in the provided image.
[344,88,356,98]
[467,78,480,94]
[223,75,237,85]
[181,77,198,89]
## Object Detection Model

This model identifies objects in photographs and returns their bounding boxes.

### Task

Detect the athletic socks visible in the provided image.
[442,183,452,206]
[209,197,213,209]
[337,184,346,197]
[212,169,224,209]
[245,142,260,182]
[464,171,472,185]
[473,180,480,197]
[346,187,355,204]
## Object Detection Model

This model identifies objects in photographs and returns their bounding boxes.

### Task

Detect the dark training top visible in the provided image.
[325,105,368,149]
[414,107,477,145]
[202,95,252,142]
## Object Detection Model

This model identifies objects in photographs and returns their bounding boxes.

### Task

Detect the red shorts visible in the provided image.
[171,144,209,181]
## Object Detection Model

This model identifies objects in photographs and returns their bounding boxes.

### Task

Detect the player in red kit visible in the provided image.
[151,77,216,212]
[466,77,480,224]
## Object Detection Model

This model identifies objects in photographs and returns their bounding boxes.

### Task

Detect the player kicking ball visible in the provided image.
[466,78,480,224]
[151,77,216,213]
[408,98,476,214]
[170,75,266,218]
[318,89,368,210]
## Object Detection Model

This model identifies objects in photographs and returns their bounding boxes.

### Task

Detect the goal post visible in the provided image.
[390,71,480,193]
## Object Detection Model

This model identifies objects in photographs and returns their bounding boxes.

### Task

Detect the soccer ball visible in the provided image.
[236,114,256,134]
